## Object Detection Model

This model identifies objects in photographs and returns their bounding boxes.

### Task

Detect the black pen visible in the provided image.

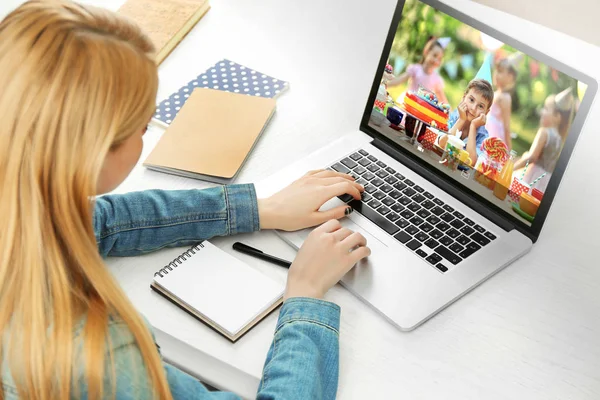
[232,242,292,268]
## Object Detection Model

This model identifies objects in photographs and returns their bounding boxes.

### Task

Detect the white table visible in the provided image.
[4,0,600,398]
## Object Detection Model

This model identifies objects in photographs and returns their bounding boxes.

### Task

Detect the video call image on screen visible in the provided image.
[368,0,587,226]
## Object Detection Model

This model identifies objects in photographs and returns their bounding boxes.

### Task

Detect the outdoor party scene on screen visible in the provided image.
[368,0,587,226]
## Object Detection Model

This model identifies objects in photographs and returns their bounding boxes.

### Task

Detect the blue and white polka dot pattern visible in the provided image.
[154,59,289,125]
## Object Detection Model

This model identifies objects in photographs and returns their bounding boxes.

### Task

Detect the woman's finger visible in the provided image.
[341,231,368,251]
[315,218,343,234]
[313,176,364,191]
[322,181,362,201]
[312,169,356,181]
[332,227,354,242]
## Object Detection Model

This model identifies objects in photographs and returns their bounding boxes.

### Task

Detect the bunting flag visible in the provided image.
[444,60,459,80]
[551,68,559,82]
[529,60,540,78]
[460,54,475,71]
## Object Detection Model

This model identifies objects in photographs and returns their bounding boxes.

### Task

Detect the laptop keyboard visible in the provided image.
[329,149,497,273]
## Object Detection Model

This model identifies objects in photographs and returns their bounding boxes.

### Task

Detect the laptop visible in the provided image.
[256,0,598,330]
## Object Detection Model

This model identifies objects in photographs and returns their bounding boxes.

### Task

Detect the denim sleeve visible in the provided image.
[93,184,260,257]
[257,298,341,400]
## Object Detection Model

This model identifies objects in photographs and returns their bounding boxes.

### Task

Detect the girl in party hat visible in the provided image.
[386,36,449,103]
[513,87,575,192]
[488,52,524,150]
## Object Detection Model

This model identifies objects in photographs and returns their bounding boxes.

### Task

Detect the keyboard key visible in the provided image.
[376,170,389,179]
[386,212,400,222]
[420,222,434,233]
[361,193,372,202]
[456,235,471,246]
[439,236,453,246]
[474,224,486,233]
[484,231,497,240]
[331,162,350,174]
[384,175,398,185]
[406,239,422,251]
[349,200,399,235]
[394,231,411,243]
[449,243,464,253]
[416,249,428,258]
[393,182,407,191]
[426,215,441,225]
[441,213,454,223]
[372,191,385,201]
[394,173,405,180]
[463,217,475,226]
[358,149,368,156]
[354,165,367,175]
[435,246,463,265]
[426,253,443,265]
[385,167,396,174]
[367,155,377,162]
[425,238,439,249]
[378,207,390,216]
[367,164,380,173]
[368,199,381,209]
[459,242,481,259]
[410,216,424,226]
[423,191,434,199]
[376,161,387,168]
[435,263,448,273]
[417,209,431,219]
[405,225,419,235]
[443,205,454,213]
[429,229,443,239]
[453,210,465,219]
[341,158,358,169]
[450,219,465,229]
[471,232,491,246]
[337,194,353,203]
[364,185,377,194]
[404,179,415,186]
[391,204,404,213]
[460,226,475,236]
[400,209,413,219]
[380,184,393,193]
[446,228,460,238]
[413,185,425,193]
[412,194,426,203]
[389,190,402,199]
[363,172,375,180]
[407,202,421,212]
[349,152,362,161]
[415,231,429,242]
[437,222,451,232]
[371,178,384,186]
[403,187,417,197]
[358,158,371,166]
[399,196,412,205]
[395,218,410,229]
[431,206,445,216]
[382,197,395,207]
[421,200,435,209]
[433,198,444,206]
[357,178,368,187]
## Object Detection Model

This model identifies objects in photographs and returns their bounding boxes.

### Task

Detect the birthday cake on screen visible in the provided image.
[403,86,450,131]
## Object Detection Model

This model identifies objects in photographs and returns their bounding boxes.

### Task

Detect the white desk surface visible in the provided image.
[4,0,600,398]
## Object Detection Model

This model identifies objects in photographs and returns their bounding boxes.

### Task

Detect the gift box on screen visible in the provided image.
[420,128,438,150]
[509,178,531,203]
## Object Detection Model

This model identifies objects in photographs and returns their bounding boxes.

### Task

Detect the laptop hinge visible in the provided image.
[371,137,518,234]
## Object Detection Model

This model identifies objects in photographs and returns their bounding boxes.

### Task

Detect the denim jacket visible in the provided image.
[2,184,340,399]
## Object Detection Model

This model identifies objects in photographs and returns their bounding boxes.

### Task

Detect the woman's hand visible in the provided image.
[258,169,364,231]
[284,219,371,300]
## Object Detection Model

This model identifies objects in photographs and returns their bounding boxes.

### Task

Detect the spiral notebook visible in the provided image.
[150,241,285,342]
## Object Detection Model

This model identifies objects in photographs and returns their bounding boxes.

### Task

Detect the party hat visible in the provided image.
[475,52,493,85]
[555,87,574,111]
[437,37,451,49]
[506,52,524,69]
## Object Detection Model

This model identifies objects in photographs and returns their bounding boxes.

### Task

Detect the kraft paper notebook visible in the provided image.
[144,88,276,184]
[118,0,210,65]
[151,241,285,342]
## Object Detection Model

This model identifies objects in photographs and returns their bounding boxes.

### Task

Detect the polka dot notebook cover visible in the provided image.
[154,59,289,126]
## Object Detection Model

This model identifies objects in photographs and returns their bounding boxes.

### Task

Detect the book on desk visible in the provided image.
[143,88,276,184]
[151,241,285,342]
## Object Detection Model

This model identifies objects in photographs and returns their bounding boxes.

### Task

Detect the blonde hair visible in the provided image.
[0,1,171,399]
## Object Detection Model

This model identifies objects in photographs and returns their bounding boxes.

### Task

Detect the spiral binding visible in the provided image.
[154,242,205,278]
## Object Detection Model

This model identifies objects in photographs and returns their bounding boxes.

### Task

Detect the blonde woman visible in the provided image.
[0,1,370,399]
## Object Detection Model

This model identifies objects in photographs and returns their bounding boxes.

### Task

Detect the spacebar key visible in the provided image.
[349,200,399,235]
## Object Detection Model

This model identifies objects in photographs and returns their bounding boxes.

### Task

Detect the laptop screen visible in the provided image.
[363,0,595,233]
